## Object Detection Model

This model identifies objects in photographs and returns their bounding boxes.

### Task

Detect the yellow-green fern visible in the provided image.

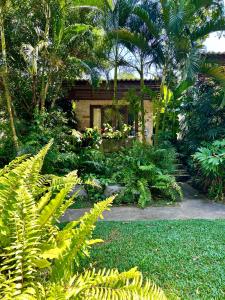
[0,142,167,299]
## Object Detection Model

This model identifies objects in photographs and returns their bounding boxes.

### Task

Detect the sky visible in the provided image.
[204,0,225,52]
[204,33,225,52]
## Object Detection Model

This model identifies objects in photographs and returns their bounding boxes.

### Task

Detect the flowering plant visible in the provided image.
[72,127,102,148]
[102,123,131,139]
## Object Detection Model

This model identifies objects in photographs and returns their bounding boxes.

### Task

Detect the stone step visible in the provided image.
[174,156,191,182]
[174,163,184,170]
[174,170,190,176]
[175,174,191,182]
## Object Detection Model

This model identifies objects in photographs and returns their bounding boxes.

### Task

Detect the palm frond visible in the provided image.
[108,29,149,52]
[191,18,225,41]
[200,63,225,88]
[133,6,159,38]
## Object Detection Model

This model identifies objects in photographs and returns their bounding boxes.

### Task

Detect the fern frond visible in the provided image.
[38,171,80,227]
[137,179,152,208]
[0,154,28,176]
[0,143,167,299]
[66,268,167,300]
[0,184,39,297]
[50,197,114,282]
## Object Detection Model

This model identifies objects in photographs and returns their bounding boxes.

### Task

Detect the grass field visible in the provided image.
[85,220,225,299]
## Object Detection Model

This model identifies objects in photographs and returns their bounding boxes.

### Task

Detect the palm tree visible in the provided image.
[19,0,105,113]
[111,0,225,144]
[114,1,162,141]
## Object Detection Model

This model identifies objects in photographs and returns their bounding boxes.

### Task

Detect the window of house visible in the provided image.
[90,105,131,129]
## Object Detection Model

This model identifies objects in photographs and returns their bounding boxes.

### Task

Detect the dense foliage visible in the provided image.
[0,143,166,299]
[1,0,225,151]
[193,139,225,201]
[77,142,182,207]
[180,79,225,155]
[178,79,225,201]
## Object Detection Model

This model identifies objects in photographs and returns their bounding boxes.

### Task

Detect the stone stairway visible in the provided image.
[174,160,191,183]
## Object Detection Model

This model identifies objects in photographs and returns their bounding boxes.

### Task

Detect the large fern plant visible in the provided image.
[0,141,166,299]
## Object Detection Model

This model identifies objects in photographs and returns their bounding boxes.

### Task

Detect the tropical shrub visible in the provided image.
[0,142,166,299]
[193,139,225,201]
[179,79,225,156]
[78,142,182,207]
[18,111,102,175]
[19,109,79,174]
[0,110,16,167]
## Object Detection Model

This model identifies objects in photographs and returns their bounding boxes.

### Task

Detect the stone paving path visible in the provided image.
[61,183,225,222]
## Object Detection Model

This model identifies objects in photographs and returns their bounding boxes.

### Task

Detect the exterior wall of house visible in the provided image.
[75,99,154,144]
[75,99,113,129]
[143,100,153,144]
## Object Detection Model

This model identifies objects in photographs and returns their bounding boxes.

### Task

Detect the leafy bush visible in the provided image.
[193,139,225,201]
[79,142,182,207]
[180,79,225,156]
[20,112,102,176]
[0,142,166,299]
[0,110,16,167]
[19,109,79,174]
[81,127,102,148]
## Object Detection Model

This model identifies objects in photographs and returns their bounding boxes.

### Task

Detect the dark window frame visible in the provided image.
[90,105,128,128]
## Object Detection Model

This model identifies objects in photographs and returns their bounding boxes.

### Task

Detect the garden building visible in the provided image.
[65,79,160,143]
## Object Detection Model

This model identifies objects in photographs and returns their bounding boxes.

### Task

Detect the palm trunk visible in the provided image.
[40,75,50,112]
[154,104,160,146]
[32,74,38,109]
[113,45,118,103]
[154,64,167,146]
[140,59,146,143]
[2,76,19,150]
[113,43,119,128]
[51,78,61,109]
[40,3,50,113]
[162,89,169,132]
[0,10,19,151]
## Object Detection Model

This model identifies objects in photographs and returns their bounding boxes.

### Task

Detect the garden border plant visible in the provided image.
[0,141,167,299]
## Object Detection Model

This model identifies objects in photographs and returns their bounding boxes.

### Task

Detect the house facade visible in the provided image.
[65,79,160,143]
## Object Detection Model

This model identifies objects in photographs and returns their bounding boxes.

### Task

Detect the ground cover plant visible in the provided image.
[86,220,225,300]
[0,143,166,299]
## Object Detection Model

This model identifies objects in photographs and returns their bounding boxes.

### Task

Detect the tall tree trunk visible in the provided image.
[51,77,61,109]
[0,10,19,151]
[40,75,50,112]
[113,42,119,128]
[154,103,160,146]
[40,2,50,112]
[140,58,146,143]
[162,89,169,133]
[154,64,168,146]
[113,44,118,103]
[32,74,38,109]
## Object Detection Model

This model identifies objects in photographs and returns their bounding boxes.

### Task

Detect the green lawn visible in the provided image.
[86,220,225,300]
